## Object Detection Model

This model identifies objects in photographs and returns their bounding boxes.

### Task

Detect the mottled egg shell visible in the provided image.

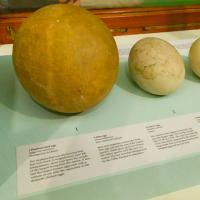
[128,37,185,95]
[189,37,200,77]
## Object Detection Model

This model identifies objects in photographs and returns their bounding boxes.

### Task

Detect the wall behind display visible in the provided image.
[1,0,200,11]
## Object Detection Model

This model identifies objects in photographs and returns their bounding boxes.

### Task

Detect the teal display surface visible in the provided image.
[1,54,200,199]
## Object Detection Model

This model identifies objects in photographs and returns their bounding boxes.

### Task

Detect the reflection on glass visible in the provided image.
[0,0,79,12]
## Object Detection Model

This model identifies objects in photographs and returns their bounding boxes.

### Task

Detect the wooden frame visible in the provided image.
[1,5,200,44]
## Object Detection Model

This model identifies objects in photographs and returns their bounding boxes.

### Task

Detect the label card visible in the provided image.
[17,112,200,197]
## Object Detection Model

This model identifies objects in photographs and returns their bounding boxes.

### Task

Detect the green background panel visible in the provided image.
[143,0,200,7]
[1,54,200,199]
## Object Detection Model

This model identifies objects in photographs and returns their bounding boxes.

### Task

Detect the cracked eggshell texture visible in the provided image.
[128,37,185,95]
[189,37,200,78]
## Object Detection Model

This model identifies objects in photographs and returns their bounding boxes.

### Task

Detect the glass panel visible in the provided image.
[0,0,79,12]
[1,0,200,12]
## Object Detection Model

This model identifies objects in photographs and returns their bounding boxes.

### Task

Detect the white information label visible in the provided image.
[17,112,200,197]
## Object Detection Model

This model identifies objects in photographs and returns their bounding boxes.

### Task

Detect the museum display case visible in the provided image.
[1,1,200,200]
[1,0,200,43]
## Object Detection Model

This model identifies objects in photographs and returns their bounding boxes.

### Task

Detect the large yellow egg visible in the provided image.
[13,4,119,113]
